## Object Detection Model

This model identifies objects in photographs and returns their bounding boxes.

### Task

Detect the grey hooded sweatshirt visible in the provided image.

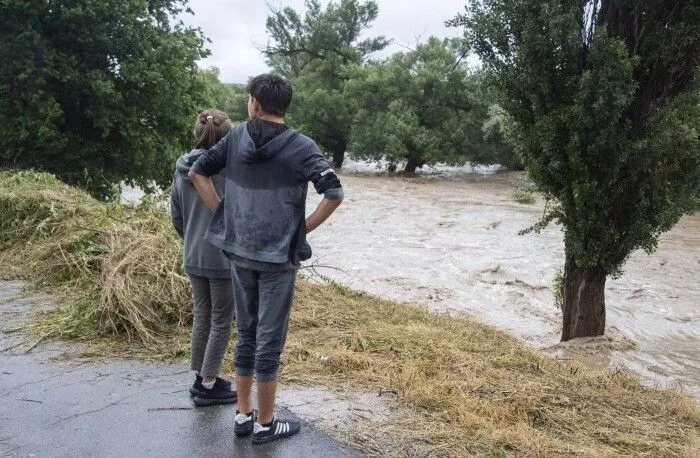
[190,119,343,269]
[170,150,231,278]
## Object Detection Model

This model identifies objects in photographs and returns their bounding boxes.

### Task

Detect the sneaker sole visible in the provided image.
[192,396,237,407]
[252,427,301,445]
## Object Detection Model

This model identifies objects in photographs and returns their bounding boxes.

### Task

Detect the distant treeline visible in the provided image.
[0,0,520,199]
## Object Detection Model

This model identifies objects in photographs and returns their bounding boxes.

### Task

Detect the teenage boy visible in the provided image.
[188,74,343,444]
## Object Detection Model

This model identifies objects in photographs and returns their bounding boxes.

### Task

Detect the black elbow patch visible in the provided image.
[313,169,342,194]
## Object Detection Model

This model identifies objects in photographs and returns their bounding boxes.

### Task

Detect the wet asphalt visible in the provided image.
[0,281,362,457]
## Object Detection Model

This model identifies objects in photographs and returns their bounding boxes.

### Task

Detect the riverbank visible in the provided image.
[305,161,700,399]
[1,170,698,456]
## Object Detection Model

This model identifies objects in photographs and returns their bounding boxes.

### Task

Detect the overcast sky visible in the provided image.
[181,0,468,83]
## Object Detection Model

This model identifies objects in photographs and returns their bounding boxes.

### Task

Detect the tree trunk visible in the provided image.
[404,154,425,173]
[332,147,345,169]
[561,251,606,341]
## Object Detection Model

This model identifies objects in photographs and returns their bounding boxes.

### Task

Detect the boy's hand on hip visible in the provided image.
[305,197,342,234]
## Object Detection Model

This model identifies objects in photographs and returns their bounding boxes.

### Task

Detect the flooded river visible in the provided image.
[306,159,700,399]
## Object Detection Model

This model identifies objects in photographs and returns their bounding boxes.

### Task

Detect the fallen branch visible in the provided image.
[23,334,50,354]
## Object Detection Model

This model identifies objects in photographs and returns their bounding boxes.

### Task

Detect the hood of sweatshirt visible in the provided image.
[240,119,297,163]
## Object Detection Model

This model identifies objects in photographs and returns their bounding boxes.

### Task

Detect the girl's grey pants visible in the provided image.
[189,275,235,377]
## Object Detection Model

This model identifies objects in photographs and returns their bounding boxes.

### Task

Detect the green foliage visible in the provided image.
[480,104,522,170]
[348,38,517,172]
[453,1,700,276]
[513,188,536,205]
[265,1,520,171]
[264,0,389,79]
[552,268,564,310]
[198,67,248,122]
[264,0,388,167]
[286,58,360,167]
[0,0,211,198]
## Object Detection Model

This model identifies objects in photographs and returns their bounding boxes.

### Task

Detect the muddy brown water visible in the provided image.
[125,159,699,399]
[307,160,700,400]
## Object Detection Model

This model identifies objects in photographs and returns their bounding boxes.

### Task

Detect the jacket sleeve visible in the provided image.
[296,142,344,200]
[170,175,184,239]
[190,131,230,177]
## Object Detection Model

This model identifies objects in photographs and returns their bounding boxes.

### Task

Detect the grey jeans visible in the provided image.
[189,275,235,377]
[230,266,297,382]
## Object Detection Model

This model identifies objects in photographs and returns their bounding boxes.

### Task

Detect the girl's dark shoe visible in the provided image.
[191,377,236,406]
[189,374,232,397]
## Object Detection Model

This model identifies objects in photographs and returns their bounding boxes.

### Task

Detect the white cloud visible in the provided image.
[182,0,468,83]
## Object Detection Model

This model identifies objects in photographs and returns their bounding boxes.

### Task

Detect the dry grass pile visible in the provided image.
[0,170,191,344]
[1,170,698,456]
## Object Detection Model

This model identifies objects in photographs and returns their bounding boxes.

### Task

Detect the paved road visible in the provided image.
[0,281,362,457]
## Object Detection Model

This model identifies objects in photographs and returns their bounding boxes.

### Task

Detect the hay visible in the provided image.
[1,170,698,457]
[0,170,190,345]
[288,281,699,456]
[99,221,191,342]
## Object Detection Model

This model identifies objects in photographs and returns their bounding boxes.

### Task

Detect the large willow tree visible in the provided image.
[451,1,700,340]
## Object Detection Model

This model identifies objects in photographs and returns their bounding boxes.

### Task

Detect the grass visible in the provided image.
[1,170,699,457]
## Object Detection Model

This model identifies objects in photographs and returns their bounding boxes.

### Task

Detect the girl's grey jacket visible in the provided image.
[170,149,231,279]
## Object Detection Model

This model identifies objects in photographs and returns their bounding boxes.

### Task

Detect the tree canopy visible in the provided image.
[0,0,211,197]
[263,0,389,167]
[348,38,520,172]
[263,0,389,79]
[199,67,248,123]
[264,1,520,171]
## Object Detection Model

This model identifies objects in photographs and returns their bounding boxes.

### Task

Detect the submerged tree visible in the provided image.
[263,0,389,167]
[348,38,504,173]
[451,1,700,340]
[0,0,210,198]
[479,104,522,170]
[287,57,359,168]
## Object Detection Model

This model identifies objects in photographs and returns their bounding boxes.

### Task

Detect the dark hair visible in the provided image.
[194,108,232,149]
[246,74,293,117]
